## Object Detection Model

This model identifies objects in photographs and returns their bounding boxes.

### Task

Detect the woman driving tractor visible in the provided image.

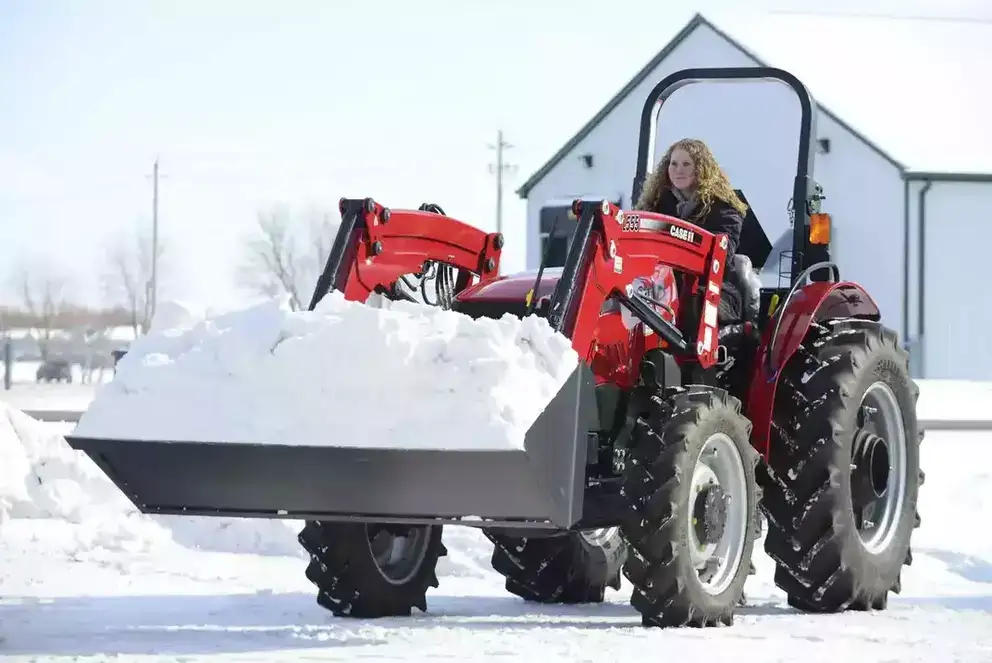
[635,137,749,323]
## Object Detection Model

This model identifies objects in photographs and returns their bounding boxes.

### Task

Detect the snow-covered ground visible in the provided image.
[0,359,114,388]
[3,360,116,387]
[7,376,992,425]
[1,383,98,415]
[1,392,991,660]
[2,294,992,661]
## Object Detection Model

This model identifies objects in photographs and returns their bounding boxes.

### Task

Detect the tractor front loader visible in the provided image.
[66,66,922,628]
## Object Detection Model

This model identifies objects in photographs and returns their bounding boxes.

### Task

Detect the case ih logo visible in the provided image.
[619,215,703,246]
[669,224,697,244]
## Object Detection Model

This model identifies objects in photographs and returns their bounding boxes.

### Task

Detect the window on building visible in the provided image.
[540,234,571,268]
[537,197,622,268]
[538,205,575,268]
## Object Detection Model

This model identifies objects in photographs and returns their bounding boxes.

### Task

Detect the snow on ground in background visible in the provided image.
[4,362,991,428]
[1,390,992,660]
[71,293,579,451]
[909,429,992,594]
[0,382,98,413]
[917,379,992,422]
[5,360,116,386]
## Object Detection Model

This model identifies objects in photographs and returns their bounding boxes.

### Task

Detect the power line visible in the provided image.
[487,130,517,247]
[768,9,992,25]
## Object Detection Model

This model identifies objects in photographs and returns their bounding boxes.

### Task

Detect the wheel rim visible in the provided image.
[579,527,620,546]
[851,381,907,554]
[366,524,432,585]
[685,432,749,596]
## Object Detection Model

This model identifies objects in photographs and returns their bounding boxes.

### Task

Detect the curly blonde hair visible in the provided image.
[634,138,748,219]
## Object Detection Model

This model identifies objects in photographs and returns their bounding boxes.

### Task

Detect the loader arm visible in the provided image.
[308,197,504,310]
[65,198,585,529]
[546,200,728,369]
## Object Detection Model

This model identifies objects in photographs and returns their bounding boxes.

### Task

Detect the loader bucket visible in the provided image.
[65,362,599,530]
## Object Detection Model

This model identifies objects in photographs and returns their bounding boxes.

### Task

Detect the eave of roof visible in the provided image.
[516,13,907,198]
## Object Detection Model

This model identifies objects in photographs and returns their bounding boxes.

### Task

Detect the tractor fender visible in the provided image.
[746,281,881,459]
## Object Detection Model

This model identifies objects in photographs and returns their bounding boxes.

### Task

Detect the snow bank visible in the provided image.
[0,401,170,554]
[0,400,305,557]
[0,403,492,577]
[0,402,137,526]
[0,400,500,573]
[73,291,579,450]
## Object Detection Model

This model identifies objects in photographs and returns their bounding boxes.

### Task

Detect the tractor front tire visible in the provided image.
[620,385,760,627]
[298,520,446,618]
[485,529,628,604]
[760,318,922,613]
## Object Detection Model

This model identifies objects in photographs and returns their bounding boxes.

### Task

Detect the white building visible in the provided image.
[515,12,992,381]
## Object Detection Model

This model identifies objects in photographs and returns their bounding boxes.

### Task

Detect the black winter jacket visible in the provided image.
[653,188,745,322]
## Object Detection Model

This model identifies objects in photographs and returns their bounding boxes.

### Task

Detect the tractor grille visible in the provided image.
[449,299,530,321]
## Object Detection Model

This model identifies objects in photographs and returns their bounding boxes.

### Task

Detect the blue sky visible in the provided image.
[1,0,986,312]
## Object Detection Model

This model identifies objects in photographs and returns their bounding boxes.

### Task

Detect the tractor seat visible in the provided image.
[716,254,762,326]
[734,254,762,324]
[716,255,762,366]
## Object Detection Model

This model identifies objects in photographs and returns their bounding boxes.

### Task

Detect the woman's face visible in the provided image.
[667,147,696,190]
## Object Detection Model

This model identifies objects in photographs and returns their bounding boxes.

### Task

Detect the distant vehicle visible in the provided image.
[36,358,73,383]
[111,348,128,372]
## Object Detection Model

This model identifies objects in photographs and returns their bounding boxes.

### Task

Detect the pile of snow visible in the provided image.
[0,403,137,526]
[0,399,305,557]
[2,286,524,565]
[73,292,579,450]
[0,401,168,553]
[0,392,497,572]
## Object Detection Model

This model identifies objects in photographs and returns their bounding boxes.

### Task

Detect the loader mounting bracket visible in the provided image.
[308,197,504,310]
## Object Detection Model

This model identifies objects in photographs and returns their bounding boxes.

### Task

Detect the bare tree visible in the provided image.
[237,203,339,311]
[11,263,71,360]
[101,224,165,337]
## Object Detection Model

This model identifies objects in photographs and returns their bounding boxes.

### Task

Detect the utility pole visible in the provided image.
[487,130,517,240]
[1,310,9,390]
[151,158,159,324]
[144,158,166,331]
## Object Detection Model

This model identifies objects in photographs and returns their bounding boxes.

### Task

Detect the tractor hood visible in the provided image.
[450,267,563,320]
[457,267,563,303]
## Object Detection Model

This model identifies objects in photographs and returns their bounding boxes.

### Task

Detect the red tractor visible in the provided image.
[68,66,922,628]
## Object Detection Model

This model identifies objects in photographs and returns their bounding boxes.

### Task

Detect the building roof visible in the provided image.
[517,11,992,198]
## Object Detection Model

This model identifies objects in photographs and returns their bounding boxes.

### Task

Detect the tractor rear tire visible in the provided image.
[298,520,446,618]
[485,529,628,603]
[760,318,922,613]
[620,385,760,627]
